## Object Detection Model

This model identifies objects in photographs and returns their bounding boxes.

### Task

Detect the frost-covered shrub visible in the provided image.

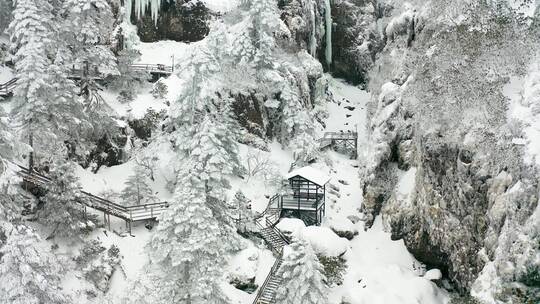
[318,255,347,287]
[449,296,482,304]
[117,89,134,104]
[128,108,165,140]
[151,79,168,100]
[76,240,121,293]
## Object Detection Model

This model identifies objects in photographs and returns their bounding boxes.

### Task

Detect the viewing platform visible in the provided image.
[266,166,330,226]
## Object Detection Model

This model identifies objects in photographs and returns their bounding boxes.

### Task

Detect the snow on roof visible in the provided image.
[286,166,330,186]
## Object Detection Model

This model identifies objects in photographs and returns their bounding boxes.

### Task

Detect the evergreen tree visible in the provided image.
[8,0,57,165]
[173,44,220,137]
[275,237,328,304]
[120,164,157,206]
[187,110,243,253]
[232,190,256,233]
[246,0,280,69]
[110,48,150,104]
[0,224,70,304]
[61,0,118,74]
[148,166,230,304]
[38,160,91,239]
[280,74,319,163]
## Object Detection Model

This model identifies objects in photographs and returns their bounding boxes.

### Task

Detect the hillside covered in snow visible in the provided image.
[0,0,538,304]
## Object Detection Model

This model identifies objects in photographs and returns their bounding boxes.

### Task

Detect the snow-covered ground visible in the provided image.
[67,71,449,303]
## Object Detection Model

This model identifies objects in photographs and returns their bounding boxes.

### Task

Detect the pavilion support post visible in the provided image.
[107,213,111,231]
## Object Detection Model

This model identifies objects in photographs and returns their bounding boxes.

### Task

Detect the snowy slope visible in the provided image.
[68,73,449,304]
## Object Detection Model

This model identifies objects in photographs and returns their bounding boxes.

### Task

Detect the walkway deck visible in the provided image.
[13,163,169,232]
[268,194,324,211]
[319,131,358,158]
[0,63,173,97]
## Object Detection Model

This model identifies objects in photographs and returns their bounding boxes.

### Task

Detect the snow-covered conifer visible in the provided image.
[120,164,157,206]
[8,0,57,162]
[280,76,319,163]
[173,45,220,134]
[247,0,280,69]
[232,190,256,233]
[148,167,230,304]
[275,237,328,304]
[38,160,91,239]
[61,0,118,74]
[110,48,150,103]
[0,224,70,304]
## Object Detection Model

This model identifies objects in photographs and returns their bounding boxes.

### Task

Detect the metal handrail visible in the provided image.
[252,251,283,304]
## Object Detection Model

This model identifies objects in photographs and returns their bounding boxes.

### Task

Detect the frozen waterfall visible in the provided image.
[309,0,317,57]
[324,0,332,67]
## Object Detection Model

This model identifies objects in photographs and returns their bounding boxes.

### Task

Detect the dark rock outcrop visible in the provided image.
[131,0,210,42]
[329,0,386,85]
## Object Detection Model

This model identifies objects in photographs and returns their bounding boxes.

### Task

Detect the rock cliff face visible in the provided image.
[355,0,539,302]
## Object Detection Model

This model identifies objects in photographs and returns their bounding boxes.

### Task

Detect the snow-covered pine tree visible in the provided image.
[0,224,70,304]
[110,48,150,103]
[38,160,91,239]
[61,0,118,74]
[187,108,244,253]
[280,73,319,163]
[172,44,220,138]
[232,190,256,233]
[120,164,157,206]
[148,166,230,304]
[8,0,57,166]
[47,49,93,146]
[247,0,280,69]
[275,237,328,304]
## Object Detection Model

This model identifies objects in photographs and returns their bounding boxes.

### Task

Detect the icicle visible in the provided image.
[124,0,162,26]
[309,0,317,57]
[324,0,332,68]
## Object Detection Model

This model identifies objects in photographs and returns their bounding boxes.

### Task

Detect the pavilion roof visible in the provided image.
[286,166,331,187]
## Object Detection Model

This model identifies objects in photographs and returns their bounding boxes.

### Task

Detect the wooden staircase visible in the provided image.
[252,196,289,304]
[255,257,284,304]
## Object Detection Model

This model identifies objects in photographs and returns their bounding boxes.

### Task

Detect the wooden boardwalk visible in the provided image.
[319,131,358,158]
[0,78,16,97]
[13,163,169,233]
[0,63,173,97]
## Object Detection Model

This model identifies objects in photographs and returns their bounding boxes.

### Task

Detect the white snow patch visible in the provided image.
[395,167,417,206]
[201,0,240,13]
[424,269,443,281]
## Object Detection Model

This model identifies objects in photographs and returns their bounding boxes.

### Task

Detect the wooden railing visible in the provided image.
[0,63,173,96]
[131,63,173,74]
[13,162,169,223]
[0,78,17,96]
